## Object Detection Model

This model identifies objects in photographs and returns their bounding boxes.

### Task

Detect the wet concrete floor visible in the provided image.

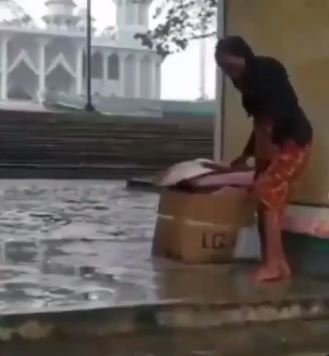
[1,325,328,356]
[0,180,329,355]
[1,180,329,314]
[0,180,159,313]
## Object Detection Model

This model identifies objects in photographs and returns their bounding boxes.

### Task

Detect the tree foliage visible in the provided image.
[135,0,218,59]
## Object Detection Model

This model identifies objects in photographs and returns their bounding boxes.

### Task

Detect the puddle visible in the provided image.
[0,180,158,312]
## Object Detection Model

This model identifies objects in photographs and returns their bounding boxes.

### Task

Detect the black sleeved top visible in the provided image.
[234,56,313,156]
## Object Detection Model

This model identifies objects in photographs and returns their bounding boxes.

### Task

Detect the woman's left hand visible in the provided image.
[201,161,232,172]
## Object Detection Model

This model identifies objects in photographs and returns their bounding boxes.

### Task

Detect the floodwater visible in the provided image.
[0,180,328,356]
[0,180,159,313]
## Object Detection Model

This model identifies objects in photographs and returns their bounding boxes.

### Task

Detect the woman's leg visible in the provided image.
[254,205,291,282]
[253,166,291,281]
[255,161,269,263]
[253,143,311,282]
[257,204,266,262]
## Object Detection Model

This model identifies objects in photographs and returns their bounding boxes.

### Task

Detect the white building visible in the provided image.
[0,0,162,104]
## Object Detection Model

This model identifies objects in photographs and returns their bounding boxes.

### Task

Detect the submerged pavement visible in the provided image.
[0,180,159,313]
[0,180,329,354]
[0,179,327,314]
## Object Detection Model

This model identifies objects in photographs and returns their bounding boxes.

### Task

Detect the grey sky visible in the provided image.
[18,0,216,100]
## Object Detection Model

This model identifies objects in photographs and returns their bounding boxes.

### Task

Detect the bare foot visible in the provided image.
[279,260,292,278]
[253,261,291,282]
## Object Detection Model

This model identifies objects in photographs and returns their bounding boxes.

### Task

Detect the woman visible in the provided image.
[215,36,313,282]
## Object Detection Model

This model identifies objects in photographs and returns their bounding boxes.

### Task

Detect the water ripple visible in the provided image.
[0,179,159,312]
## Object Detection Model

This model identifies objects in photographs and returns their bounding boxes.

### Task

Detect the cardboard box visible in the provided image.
[152,187,255,264]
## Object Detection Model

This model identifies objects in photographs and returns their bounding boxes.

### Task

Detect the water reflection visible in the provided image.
[1,180,329,317]
[0,180,159,312]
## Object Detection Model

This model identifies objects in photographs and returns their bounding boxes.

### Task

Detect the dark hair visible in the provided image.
[215,36,255,65]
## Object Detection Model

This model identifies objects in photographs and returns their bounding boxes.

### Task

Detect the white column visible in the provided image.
[103,52,108,82]
[155,62,161,99]
[134,2,139,25]
[116,0,122,27]
[38,42,46,96]
[102,52,108,95]
[214,0,225,162]
[119,54,125,97]
[1,37,8,100]
[122,0,127,26]
[135,56,141,98]
[76,47,83,95]
[151,59,157,99]
[144,3,149,28]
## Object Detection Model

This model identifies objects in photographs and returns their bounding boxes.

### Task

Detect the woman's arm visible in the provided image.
[202,130,254,171]
[230,130,254,169]
[242,130,255,158]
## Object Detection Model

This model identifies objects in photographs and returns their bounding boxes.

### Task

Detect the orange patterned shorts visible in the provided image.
[254,141,311,211]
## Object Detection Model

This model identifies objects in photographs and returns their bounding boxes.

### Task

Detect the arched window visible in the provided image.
[91,52,103,79]
[108,53,119,80]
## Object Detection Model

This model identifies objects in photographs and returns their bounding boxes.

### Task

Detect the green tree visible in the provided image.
[135,0,218,58]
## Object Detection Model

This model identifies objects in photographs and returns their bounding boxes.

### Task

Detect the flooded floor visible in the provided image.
[0,180,329,355]
[0,180,159,313]
[1,180,329,311]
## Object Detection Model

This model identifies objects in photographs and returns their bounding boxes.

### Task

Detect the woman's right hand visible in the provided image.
[201,161,225,171]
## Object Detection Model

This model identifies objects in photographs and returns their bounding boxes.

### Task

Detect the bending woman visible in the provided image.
[215,36,313,282]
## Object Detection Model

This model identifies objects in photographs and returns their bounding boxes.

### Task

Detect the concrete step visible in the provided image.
[0,110,213,178]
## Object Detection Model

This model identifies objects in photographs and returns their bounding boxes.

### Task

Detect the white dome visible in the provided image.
[46,0,76,5]
[43,0,79,28]
[45,0,76,17]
